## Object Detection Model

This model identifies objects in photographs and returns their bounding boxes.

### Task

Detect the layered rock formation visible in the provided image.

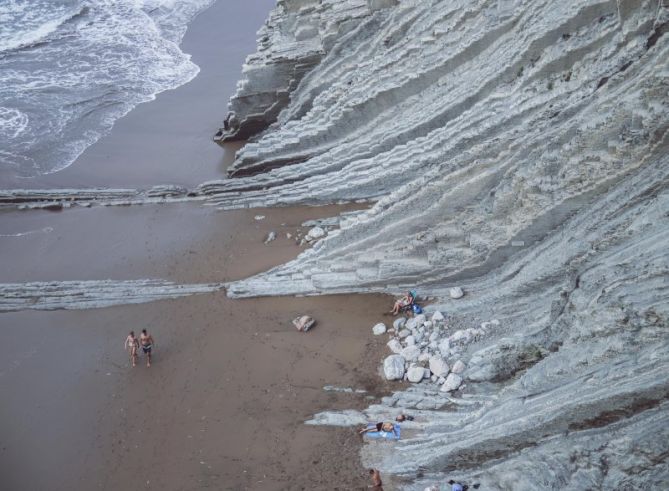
[213,0,669,488]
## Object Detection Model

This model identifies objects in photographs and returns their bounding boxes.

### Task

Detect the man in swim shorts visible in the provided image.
[139,329,154,367]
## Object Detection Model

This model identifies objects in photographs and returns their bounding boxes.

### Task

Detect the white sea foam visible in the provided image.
[0,0,215,177]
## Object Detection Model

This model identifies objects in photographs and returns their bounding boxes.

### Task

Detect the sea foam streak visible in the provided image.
[0,0,214,178]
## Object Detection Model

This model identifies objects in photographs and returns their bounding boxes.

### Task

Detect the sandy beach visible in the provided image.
[0,1,396,489]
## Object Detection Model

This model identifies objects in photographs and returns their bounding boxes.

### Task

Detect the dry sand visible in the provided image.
[0,203,397,491]
[0,1,399,489]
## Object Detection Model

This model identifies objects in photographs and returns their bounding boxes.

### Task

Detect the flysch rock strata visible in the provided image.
[213,0,395,151]
[0,185,201,210]
[0,279,224,312]
[215,0,669,489]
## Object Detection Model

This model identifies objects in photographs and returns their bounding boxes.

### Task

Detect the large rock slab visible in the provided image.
[383,355,406,381]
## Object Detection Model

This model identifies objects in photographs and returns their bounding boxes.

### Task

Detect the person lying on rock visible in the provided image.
[390,291,415,315]
[395,414,414,422]
[359,422,395,435]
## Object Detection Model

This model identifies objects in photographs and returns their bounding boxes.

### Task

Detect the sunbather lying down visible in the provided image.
[359,422,395,435]
[390,291,415,315]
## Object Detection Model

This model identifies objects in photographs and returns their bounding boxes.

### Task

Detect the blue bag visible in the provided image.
[412,304,423,314]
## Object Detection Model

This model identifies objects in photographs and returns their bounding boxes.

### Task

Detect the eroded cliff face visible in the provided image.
[211,0,669,488]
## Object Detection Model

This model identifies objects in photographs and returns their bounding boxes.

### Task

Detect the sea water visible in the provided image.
[0,0,214,178]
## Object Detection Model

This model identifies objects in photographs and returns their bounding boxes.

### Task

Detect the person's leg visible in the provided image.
[146,349,151,367]
[131,347,137,367]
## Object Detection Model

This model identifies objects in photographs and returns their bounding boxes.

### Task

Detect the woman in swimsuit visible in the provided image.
[124,331,139,367]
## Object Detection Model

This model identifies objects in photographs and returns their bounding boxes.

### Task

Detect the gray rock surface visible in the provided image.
[213,0,669,489]
[383,354,405,380]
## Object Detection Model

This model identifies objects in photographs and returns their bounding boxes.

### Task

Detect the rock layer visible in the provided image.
[216,0,669,489]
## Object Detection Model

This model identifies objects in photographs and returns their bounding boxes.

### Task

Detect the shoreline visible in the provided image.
[0,1,398,489]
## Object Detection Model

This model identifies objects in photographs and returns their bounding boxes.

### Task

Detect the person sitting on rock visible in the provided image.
[390,291,415,315]
[359,422,395,435]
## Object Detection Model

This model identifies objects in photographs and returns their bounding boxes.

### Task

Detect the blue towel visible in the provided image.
[363,423,401,440]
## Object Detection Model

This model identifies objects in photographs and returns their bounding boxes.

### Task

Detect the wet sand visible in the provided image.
[0,203,394,491]
[0,1,396,490]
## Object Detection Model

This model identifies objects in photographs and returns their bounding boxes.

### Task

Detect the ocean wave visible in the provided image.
[0,0,215,178]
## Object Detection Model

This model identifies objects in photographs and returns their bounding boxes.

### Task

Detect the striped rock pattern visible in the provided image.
[212,0,669,488]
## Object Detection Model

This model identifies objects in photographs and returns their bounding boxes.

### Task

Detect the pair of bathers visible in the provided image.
[142,344,152,354]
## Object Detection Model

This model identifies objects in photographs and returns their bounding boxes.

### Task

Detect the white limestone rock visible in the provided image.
[386,338,403,354]
[449,287,464,299]
[429,356,449,377]
[451,360,466,374]
[407,366,425,383]
[393,317,406,330]
[440,373,463,392]
[401,345,421,362]
[372,323,387,335]
[398,329,411,339]
[306,226,326,241]
[405,335,416,346]
[431,310,445,322]
[383,355,405,381]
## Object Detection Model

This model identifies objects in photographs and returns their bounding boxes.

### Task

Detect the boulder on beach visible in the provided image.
[429,356,449,377]
[387,338,403,354]
[440,373,463,392]
[305,226,326,241]
[393,317,406,330]
[384,355,406,380]
[372,323,387,335]
[451,360,466,374]
[407,366,425,383]
[449,287,464,299]
[401,345,421,362]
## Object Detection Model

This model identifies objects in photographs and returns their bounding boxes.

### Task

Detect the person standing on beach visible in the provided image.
[139,329,154,367]
[124,331,139,367]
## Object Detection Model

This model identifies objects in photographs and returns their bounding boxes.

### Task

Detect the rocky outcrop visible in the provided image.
[0,279,224,312]
[213,0,388,149]
[215,0,669,488]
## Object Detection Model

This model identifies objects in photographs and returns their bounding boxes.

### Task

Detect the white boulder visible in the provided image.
[387,339,403,354]
[418,353,430,363]
[384,355,406,380]
[306,226,326,241]
[398,329,411,339]
[449,287,464,299]
[405,335,416,346]
[401,345,421,362]
[440,373,463,392]
[429,356,450,377]
[438,339,451,355]
[372,323,387,335]
[407,366,425,383]
[393,317,407,330]
[431,310,445,322]
[451,360,466,374]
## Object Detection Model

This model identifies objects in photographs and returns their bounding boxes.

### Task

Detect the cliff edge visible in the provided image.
[210,0,669,488]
